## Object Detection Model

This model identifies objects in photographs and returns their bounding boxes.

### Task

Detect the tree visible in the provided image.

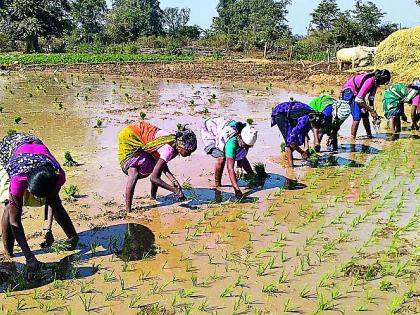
[213,0,237,33]
[105,0,163,43]
[163,7,190,35]
[178,25,201,39]
[0,0,71,52]
[310,0,341,31]
[416,0,420,5]
[71,0,107,43]
[330,13,361,46]
[212,0,291,52]
[352,0,384,44]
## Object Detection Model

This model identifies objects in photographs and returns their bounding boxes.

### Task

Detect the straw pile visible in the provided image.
[374,26,420,80]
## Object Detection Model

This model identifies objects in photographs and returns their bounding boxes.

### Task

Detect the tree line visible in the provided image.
[0,0,417,56]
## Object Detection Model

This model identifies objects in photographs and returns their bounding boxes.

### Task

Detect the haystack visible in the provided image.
[374,26,420,80]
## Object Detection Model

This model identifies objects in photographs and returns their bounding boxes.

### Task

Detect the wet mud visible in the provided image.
[0,72,418,314]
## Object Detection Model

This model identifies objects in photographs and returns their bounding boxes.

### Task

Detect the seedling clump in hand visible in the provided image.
[242,162,269,187]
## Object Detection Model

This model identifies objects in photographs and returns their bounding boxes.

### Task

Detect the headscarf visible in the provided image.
[175,127,197,152]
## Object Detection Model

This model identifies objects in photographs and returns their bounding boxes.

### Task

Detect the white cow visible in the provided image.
[336,46,376,71]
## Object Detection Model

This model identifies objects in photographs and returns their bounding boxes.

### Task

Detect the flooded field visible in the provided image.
[0,72,418,314]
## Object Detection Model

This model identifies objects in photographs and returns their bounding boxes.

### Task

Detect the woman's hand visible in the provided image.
[40,229,54,249]
[301,150,309,160]
[27,256,40,272]
[372,111,379,119]
[174,188,186,201]
[234,189,243,199]
[173,180,181,190]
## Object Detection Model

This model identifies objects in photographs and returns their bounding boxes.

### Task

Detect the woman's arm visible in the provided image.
[151,159,184,199]
[226,157,242,197]
[6,195,35,260]
[48,193,78,239]
[237,157,254,175]
[125,168,139,213]
[162,164,180,187]
[355,98,378,117]
[312,127,321,152]
[40,204,55,248]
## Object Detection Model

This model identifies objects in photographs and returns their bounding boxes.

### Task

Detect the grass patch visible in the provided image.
[0,52,195,66]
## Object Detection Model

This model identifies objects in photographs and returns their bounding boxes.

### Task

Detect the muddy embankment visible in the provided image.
[6,60,349,94]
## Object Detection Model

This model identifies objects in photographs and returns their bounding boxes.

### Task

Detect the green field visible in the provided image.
[0,53,195,66]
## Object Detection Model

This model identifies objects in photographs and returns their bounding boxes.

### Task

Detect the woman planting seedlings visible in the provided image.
[340,69,390,139]
[382,83,410,136]
[201,117,258,199]
[309,94,352,152]
[271,101,330,167]
[118,121,197,213]
[0,133,79,272]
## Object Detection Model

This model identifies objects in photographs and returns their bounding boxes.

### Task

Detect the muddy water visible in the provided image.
[0,72,418,314]
[0,73,364,204]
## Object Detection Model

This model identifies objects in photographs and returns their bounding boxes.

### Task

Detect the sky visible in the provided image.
[106,0,420,35]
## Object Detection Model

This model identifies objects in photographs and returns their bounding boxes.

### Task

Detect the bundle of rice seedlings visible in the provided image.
[242,162,268,187]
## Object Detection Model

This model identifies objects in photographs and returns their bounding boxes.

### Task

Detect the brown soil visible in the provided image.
[7,59,342,83]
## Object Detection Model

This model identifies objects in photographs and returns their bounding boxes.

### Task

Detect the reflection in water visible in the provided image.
[0,253,98,292]
[375,133,420,141]
[0,223,156,291]
[309,155,364,168]
[339,144,381,154]
[116,224,156,261]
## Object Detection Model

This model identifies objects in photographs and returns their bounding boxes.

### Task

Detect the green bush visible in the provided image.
[124,42,138,54]
[165,38,182,55]
[0,33,14,53]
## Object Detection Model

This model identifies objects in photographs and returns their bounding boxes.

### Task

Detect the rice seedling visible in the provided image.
[32,289,42,300]
[355,303,368,311]
[79,294,95,312]
[179,288,196,298]
[278,269,288,283]
[129,294,142,309]
[387,295,404,314]
[95,118,102,128]
[63,184,79,201]
[38,300,55,313]
[14,116,22,124]
[64,151,78,167]
[220,286,233,298]
[79,281,92,294]
[280,249,288,263]
[316,292,334,312]
[330,288,342,301]
[394,260,410,278]
[300,286,311,298]
[379,278,392,291]
[262,283,279,295]
[15,298,26,311]
[283,299,299,313]
[256,262,269,276]
[89,240,99,257]
[105,288,122,301]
